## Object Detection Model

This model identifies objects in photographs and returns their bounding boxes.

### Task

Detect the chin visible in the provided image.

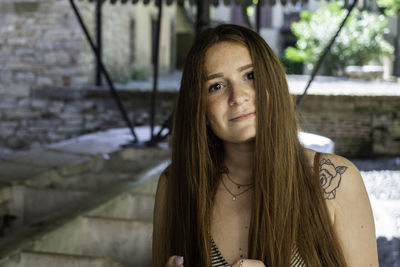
[228,130,256,144]
[211,124,256,144]
[235,136,256,144]
[236,137,255,144]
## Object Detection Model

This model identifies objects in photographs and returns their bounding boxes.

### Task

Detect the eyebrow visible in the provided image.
[205,64,253,81]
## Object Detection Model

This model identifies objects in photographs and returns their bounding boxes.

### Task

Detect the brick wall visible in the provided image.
[0,0,94,96]
[296,95,400,157]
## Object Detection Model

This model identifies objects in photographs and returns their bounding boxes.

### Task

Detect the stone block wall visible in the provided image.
[0,0,94,97]
[0,88,399,158]
[0,0,177,98]
[296,95,400,157]
[0,89,176,150]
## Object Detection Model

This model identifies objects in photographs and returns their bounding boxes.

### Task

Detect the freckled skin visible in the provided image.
[204,42,257,144]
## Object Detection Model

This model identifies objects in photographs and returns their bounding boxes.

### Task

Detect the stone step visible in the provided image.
[18,186,89,225]
[0,152,104,189]
[0,185,13,222]
[5,250,123,267]
[0,185,90,234]
[116,147,170,162]
[0,151,168,267]
[44,172,132,192]
[2,149,93,177]
[0,153,165,232]
[0,160,47,184]
[88,193,155,221]
[129,176,159,195]
[17,149,168,191]
[32,216,153,266]
[101,156,164,174]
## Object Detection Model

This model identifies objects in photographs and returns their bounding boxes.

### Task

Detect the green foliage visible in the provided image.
[376,0,400,16]
[279,55,303,74]
[131,66,150,81]
[285,2,394,75]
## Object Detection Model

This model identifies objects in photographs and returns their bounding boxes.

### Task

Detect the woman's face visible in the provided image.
[204,41,256,144]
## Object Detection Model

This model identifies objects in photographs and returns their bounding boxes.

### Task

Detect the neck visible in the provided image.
[223,140,254,183]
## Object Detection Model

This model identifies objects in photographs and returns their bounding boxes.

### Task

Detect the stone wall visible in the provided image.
[0,0,177,97]
[0,88,399,158]
[0,0,94,96]
[0,89,176,150]
[296,95,400,157]
[0,0,178,155]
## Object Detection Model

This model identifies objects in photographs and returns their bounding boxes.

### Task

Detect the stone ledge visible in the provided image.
[31,87,178,101]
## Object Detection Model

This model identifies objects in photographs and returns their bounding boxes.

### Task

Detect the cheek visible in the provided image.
[206,111,219,130]
[206,99,222,121]
[206,104,224,133]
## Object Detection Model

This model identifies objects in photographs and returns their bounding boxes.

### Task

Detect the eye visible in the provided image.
[246,71,254,80]
[208,83,224,93]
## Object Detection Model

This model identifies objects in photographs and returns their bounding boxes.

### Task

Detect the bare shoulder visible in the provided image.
[152,170,169,263]
[316,152,363,202]
[157,171,168,190]
[155,170,168,208]
[153,169,169,229]
[315,153,379,266]
[303,148,363,201]
[302,148,361,200]
[153,172,168,223]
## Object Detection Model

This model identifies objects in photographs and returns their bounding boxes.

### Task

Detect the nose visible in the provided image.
[228,82,249,106]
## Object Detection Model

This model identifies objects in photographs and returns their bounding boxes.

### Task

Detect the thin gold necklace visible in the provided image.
[225,172,253,189]
[221,177,253,201]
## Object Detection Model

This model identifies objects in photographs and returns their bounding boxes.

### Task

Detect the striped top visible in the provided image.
[211,238,229,266]
[211,238,306,266]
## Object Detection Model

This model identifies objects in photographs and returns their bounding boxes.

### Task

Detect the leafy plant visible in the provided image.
[279,55,303,74]
[131,66,150,81]
[376,0,400,16]
[285,2,394,75]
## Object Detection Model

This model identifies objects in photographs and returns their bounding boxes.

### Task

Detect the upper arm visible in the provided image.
[152,172,168,262]
[321,154,379,267]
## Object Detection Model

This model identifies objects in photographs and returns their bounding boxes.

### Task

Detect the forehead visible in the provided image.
[204,41,252,74]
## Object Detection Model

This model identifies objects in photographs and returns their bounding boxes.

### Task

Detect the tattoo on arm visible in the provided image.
[319,158,348,200]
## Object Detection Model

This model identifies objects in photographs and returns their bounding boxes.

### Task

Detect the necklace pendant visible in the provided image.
[232,196,236,200]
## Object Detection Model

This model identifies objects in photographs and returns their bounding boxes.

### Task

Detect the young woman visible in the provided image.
[152,24,378,267]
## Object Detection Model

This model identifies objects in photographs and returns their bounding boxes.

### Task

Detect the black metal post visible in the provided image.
[295,0,358,108]
[152,112,173,143]
[394,13,400,77]
[196,0,210,38]
[149,0,163,144]
[95,0,102,86]
[256,0,261,33]
[69,0,138,143]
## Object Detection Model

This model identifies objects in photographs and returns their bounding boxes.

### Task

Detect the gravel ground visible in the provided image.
[352,158,400,266]
[0,147,12,158]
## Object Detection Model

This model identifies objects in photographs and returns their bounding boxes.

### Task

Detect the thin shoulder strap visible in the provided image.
[313,152,321,177]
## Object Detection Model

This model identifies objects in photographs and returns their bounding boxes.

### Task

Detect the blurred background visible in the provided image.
[0,0,399,266]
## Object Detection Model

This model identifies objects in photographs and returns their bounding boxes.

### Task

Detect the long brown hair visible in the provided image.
[153,24,347,267]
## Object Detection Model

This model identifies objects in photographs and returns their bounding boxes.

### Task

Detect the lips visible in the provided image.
[229,111,256,122]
